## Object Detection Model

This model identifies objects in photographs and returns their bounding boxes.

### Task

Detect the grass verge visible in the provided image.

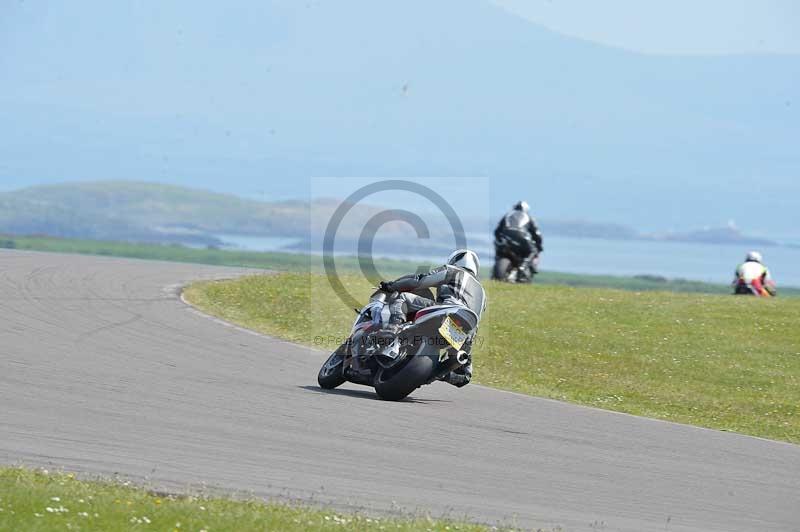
[185,273,800,444]
[0,467,494,532]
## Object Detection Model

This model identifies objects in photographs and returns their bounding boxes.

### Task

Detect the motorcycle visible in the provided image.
[492,231,538,283]
[733,276,777,297]
[317,286,479,401]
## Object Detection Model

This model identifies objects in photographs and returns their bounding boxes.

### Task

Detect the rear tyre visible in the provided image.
[318,347,346,389]
[374,350,434,401]
[493,257,512,281]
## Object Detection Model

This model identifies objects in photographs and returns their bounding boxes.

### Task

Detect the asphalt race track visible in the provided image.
[1,250,799,531]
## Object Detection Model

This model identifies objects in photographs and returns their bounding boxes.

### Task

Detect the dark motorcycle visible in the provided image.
[492,231,538,283]
[317,287,478,401]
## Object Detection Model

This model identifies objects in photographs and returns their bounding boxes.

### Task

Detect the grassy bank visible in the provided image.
[0,468,494,532]
[5,234,796,295]
[185,273,800,443]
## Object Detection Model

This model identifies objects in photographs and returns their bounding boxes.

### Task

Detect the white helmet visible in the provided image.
[447,249,480,277]
[513,201,530,213]
[746,251,763,264]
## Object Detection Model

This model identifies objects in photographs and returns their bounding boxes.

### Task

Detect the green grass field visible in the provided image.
[185,273,800,444]
[0,468,495,532]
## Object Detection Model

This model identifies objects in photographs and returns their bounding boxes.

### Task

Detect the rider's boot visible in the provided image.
[528,254,539,274]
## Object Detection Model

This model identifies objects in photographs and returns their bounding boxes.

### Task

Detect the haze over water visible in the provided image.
[217,233,800,288]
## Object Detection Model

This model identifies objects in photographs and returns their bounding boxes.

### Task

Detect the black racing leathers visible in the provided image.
[495,210,543,253]
[385,265,486,317]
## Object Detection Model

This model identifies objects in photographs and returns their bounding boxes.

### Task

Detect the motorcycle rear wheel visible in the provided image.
[493,257,512,281]
[374,350,434,401]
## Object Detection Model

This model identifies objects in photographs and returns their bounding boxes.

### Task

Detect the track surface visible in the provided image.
[1,251,798,531]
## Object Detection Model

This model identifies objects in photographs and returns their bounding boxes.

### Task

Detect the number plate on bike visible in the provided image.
[439,316,467,350]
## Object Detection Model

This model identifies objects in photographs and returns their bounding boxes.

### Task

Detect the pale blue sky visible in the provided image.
[492,0,800,55]
[1,0,798,235]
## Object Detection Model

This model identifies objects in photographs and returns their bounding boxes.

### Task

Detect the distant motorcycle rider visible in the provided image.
[494,201,543,273]
[733,251,776,296]
[378,249,486,387]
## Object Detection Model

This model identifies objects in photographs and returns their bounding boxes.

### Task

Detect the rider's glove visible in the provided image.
[378,281,394,292]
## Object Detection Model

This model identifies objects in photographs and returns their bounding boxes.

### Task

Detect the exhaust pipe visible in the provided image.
[427,349,469,384]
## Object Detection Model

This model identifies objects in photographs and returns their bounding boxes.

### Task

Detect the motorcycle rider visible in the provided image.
[733,251,777,296]
[494,201,543,274]
[378,249,486,387]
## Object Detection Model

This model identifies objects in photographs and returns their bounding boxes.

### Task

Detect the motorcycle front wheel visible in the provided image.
[373,350,434,401]
[318,346,347,389]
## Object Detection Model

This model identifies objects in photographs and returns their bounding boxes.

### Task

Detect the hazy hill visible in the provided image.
[0,182,309,243]
[0,182,473,245]
[0,181,780,251]
[1,0,798,234]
